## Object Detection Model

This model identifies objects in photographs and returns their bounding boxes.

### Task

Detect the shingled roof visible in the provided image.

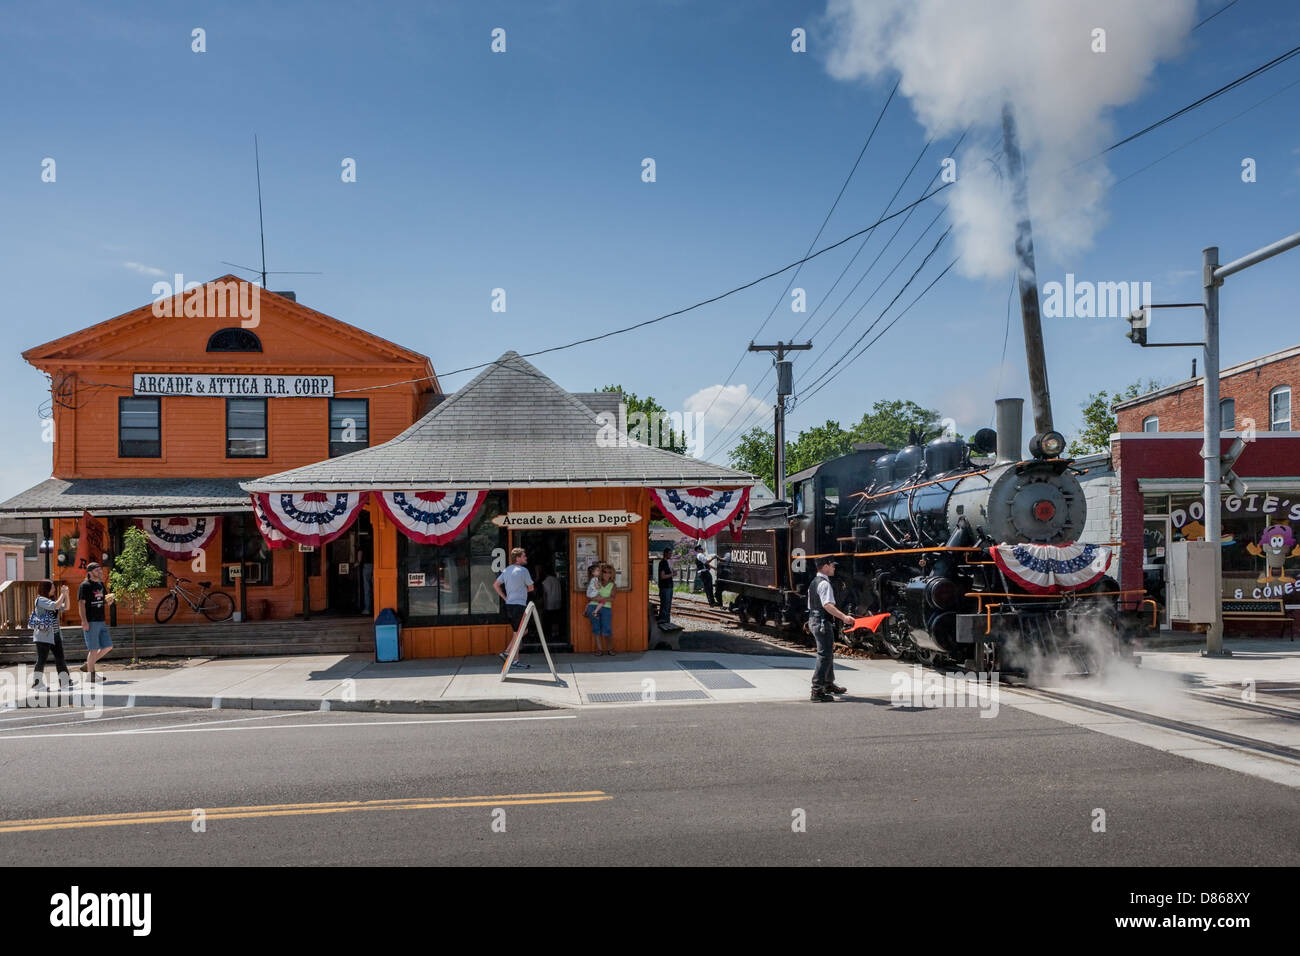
[0,477,252,518]
[242,352,755,491]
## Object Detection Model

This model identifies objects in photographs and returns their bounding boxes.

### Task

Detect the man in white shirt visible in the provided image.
[808,557,851,702]
[494,548,534,661]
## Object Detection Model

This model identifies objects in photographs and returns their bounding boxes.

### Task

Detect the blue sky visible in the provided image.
[1,0,1298,499]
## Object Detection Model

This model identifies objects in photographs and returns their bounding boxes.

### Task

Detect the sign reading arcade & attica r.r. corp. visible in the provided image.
[133,374,334,397]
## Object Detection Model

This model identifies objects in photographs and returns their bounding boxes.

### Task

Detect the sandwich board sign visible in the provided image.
[500,600,562,684]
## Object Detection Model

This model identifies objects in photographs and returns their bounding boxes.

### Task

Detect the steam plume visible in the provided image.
[823,0,1197,280]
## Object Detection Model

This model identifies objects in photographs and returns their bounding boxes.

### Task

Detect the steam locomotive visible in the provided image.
[718,399,1147,672]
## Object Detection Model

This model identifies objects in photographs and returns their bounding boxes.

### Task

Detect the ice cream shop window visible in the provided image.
[1169,491,1300,600]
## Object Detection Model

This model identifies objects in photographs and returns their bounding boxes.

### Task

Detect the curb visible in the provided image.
[89,693,573,715]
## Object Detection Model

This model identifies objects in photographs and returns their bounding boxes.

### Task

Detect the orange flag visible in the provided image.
[75,510,107,571]
[844,612,890,633]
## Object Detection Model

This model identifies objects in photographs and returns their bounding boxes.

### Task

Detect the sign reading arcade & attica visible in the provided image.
[133,374,334,397]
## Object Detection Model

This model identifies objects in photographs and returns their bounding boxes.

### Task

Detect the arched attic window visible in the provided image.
[206,328,263,352]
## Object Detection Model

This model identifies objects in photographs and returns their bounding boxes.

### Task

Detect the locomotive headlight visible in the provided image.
[1029,430,1067,459]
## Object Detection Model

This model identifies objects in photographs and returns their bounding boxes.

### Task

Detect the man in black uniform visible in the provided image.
[808,557,851,702]
[693,544,718,607]
[656,547,675,626]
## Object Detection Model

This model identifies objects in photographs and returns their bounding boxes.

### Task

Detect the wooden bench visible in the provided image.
[1222,598,1295,640]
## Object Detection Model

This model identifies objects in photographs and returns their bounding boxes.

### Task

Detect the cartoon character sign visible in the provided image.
[1247,524,1300,584]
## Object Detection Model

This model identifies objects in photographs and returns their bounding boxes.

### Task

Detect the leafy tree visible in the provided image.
[848,399,947,449]
[787,420,855,479]
[108,525,163,662]
[728,425,776,488]
[597,384,687,454]
[1067,378,1163,456]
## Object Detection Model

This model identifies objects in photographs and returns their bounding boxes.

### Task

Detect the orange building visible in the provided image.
[2,282,756,659]
[1,276,437,623]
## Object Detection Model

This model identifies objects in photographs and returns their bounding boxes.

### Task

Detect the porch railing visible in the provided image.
[0,580,44,634]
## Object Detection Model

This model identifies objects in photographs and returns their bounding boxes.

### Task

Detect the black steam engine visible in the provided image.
[718,399,1147,672]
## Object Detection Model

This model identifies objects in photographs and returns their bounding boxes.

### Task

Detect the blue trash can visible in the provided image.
[375,608,400,662]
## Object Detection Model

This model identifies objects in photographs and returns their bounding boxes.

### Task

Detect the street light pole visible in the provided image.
[1202,246,1224,656]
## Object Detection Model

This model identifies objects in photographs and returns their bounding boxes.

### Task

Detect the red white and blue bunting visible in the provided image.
[649,486,751,540]
[375,490,487,545]
[991,541,1113,594]
[135,515,220,560]
[250,494,291,550]
[255,491,369,547]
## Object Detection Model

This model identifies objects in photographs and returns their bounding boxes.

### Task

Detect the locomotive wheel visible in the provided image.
[736,601,751,627]
[877,618,908,660]
[915,648,941,666]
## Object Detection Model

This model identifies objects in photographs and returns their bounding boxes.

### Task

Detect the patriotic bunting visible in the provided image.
[375,490,487,545]
[251,495,291,550]
[991,541,1113,594]
[255,491,369,547]
[135,515,220,560]
[649,486,751,540]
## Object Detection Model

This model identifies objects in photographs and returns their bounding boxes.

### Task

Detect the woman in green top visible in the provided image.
[590,563,616,656]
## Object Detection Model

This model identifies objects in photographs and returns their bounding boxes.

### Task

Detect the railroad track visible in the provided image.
[662,600,880,659]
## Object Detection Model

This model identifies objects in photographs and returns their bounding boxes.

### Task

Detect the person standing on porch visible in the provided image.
[657,547,675,626]
[494,546,534,644]
[77,563,115,681]
[30,580,71,689]
[591,563,616,656]
[539,565,562,641]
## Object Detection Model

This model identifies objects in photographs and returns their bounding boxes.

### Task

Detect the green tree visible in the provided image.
[108,525,163,661]
[848,399,946,448]
[728,425,776,488]
[597,384,688,454]
[786,420,855,479]
[1067,378,1163,456]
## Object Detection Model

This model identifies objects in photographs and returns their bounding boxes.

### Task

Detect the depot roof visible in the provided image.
[242,351,756,491]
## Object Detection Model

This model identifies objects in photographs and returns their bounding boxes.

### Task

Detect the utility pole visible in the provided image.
[748,341,811,499]
[1001,103,1054,435]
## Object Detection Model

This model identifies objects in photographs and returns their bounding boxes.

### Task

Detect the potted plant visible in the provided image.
[108,526,163,662]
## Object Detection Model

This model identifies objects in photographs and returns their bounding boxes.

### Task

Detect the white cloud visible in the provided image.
[123,261,165,277]
[684,383,769,462]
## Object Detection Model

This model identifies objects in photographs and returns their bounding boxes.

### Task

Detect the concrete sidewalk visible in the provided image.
[2,638,1299,715]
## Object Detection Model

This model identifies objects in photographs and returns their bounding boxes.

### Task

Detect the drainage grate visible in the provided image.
[586,689,710,703]
[677,659,755,689]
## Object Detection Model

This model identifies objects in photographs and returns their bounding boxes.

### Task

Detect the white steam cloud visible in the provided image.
[823,0,1197,280]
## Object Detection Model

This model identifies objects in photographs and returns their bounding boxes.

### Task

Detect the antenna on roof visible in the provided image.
[219,135,323,287]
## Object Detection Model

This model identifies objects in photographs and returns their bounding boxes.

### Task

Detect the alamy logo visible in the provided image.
[890,665,999,718]
[49,886,151,936]
[595,403,705,456]
[1041,274,1151,319]
[151,274,260,327]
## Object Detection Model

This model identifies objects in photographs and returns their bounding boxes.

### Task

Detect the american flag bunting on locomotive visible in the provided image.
[717,397,1153,675]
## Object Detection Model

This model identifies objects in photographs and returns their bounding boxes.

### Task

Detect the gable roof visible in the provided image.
[242,352,755,491]
[23,275,435,378]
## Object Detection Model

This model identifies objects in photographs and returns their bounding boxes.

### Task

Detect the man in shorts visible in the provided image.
[77,562,116,681]
[494,547,534,667]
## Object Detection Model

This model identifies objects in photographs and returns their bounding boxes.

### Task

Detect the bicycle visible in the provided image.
[154,572,236,623]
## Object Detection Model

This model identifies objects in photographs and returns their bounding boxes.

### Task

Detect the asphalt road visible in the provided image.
[1,698,1297,866]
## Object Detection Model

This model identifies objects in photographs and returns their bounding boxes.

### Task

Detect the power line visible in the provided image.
[1083,41,1300,163]
[697,80,900,425]
[1194,0,1242,30]
[698,133,946,456]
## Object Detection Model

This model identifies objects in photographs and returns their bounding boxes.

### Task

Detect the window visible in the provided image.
[1220,398,1235,432]
[227,398,267,457]
[119,397,161,457]
[1142,416,1159,433]
[206,328,262,352]
[221,512,272,588]
[398,492,507,624]
[329,398,370,458]
[1270,386,1291,432]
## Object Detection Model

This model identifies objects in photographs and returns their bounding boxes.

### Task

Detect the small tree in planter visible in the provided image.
[109,526,163,662]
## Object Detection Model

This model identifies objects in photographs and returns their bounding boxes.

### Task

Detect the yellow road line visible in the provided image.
[0,791,612,833]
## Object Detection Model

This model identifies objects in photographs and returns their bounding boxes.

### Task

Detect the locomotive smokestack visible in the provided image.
[1001,102,1054,436]
[995,398,1023,464]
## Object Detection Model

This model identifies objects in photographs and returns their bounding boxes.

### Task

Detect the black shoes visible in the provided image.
[810,691,835,702]
[826,683,847,695]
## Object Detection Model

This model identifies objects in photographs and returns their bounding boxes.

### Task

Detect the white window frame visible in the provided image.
[1270,386,1291,432]
[1219,397,1234,432]
[1142,415,1159,433]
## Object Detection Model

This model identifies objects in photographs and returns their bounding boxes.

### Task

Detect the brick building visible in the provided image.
[1109,345,1300,630]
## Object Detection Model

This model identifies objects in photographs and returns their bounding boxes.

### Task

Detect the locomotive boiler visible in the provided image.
[717,398,1146,673]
